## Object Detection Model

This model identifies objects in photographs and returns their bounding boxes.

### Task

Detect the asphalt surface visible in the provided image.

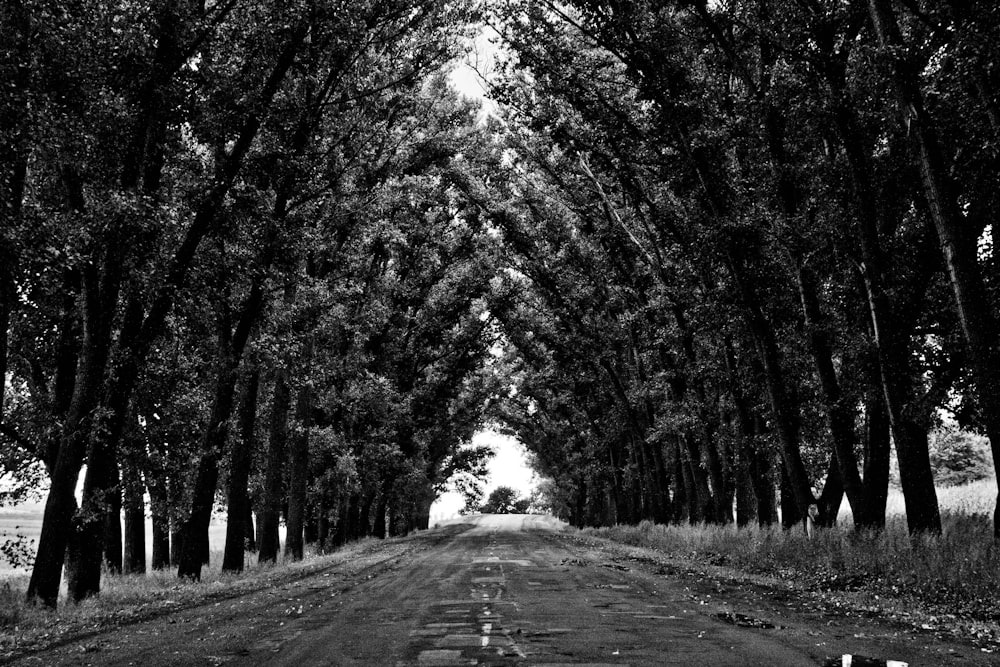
[10,514,994,666]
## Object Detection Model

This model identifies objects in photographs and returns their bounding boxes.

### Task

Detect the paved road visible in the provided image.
[12,515,992,666]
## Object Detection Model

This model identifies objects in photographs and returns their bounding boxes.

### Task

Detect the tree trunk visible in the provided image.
[285,382,311,562]
[796,263,865,520]
[373,487,389,539]
[415,491,434,532]
[169,515,183,566]
[331,497,350,547]
[727,347,763,527]
[869,0,996,535]
[749,433,777,527]
[259,370,290,563]
[728,255,815,519]
[357,489,376,538]
[700,424,730,524]
[681,434,712,523]
[102,464,123,575]
[669,446,691,523]
[175,447,222,579]
[27,261,117,606]
[177,321,245,579]
[824,61,941,534]
[75,396,127,601]
[223,368,259,573]
[780,465,802,530]
[149,480,170,570]
[123,486,146,575]
[64,513,82,597]
[315,499,329,551]
[244,504,256,552]
[816,454,844,527]
[649,442,672,524]
[736,452,757,528]
[859,376,891,530]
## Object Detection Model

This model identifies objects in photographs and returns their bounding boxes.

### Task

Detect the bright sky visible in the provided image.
[430,428,537,521]
[448,26,500,116]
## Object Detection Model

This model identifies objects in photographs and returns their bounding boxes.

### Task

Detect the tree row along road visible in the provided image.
[7,0,1000,616]
[10,516,990,667]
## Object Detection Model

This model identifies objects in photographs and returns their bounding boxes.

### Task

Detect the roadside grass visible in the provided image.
[587,479,1000,624]
[0,540,382,656]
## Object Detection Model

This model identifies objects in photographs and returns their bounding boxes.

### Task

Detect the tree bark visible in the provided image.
[816,454,844,527]
[285,381,311,562]
[331,497,350,547]
[780,465,802,530]
[176,322,243,579]
[148,479,170,570]
[223,367,260,573]
[258,370,290,563]
[27,259,117,607]
[358,489,376,538]
[244,503,256,552]
[373,484,390,539]
[649,441,672,524]
[860,374,891,529]
[169,513,183,566]
[748,432,777,527]
[796,263,865,520]
[102,465,123,575]
[679,435,711,523]
[728,255,815,519]
[669,441,689,523]
[123,461,146,575]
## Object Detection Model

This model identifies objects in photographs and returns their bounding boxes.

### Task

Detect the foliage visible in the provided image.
[5,0,1000,608]
[929,427,994,487]
[475,0,1000,537]
[480,485,530,514]
[0,532,34,570]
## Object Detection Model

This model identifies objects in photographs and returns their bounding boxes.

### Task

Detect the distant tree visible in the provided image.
[929,427,994,487]
[480,486,530,514]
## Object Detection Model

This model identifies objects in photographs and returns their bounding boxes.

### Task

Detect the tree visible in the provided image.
[481,486,530,514]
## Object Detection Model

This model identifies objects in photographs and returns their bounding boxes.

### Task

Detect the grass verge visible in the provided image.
[586,509,1000,630]
[0,537,399,660]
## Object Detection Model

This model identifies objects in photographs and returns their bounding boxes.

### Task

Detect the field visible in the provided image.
[0,502,231,577]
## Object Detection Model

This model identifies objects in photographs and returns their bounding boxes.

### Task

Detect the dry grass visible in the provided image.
[588,479,1000,623]
[863,478,998,521]
[0,540,379,655]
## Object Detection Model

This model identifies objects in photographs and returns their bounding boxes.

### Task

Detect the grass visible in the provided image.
[0,540,384,659]
[1,483,997,653]
[587,478,1000,626]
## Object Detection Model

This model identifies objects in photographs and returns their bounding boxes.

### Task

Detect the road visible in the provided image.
[10,515,994,666]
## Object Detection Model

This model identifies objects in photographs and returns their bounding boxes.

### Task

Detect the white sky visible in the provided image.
[448,26,500,117]
[431,428,537,521]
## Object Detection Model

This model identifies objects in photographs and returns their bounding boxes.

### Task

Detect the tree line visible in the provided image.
[3,0,1000,612]
[0,0,504,609]
[480,0,1000,537]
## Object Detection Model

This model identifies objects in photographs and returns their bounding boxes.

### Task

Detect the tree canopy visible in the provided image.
[3,0,1000,609]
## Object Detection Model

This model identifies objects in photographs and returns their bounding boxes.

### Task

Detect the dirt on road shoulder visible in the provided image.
[553,529,1000,660]
[3,524,473,665]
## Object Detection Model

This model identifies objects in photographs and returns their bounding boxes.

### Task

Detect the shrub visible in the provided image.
[929,427,994,487]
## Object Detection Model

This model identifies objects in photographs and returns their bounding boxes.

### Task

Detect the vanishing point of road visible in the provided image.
[11,515,993,666]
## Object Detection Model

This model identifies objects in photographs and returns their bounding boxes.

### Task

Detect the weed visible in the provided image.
[587,479,1000,622]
